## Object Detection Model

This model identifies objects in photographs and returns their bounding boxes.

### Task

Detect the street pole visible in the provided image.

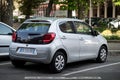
[0,0,2,21]
[89,0,92,26]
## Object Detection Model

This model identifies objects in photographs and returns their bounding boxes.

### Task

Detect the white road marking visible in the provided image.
[0,62,11,66]
[24,76,101,80]
[63,62,120,76]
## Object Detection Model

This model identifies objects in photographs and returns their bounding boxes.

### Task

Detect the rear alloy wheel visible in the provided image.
[96,46,108,63]
[49,51,66,73]
[11,60,26,68]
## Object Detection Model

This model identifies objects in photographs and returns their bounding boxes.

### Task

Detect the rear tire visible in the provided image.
[11,60,26,68]
[96,46,108,63]
[49,51,66,73]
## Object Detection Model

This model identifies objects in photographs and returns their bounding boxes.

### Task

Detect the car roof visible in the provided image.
[24,17,84,23]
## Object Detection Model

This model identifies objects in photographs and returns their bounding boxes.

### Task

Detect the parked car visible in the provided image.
[85,17,101,26]
[108,19,120,29]
[9,17,108,73]
[0,22,16,56]
[85,17,116,27]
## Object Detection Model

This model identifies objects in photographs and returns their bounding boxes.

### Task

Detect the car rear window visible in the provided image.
[18,23,50,34]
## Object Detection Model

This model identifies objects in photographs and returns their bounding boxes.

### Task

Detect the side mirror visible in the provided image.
[92,30,99,36]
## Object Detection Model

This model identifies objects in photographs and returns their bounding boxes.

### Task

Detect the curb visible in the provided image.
[108,50,120,56]
[107,40,120,43]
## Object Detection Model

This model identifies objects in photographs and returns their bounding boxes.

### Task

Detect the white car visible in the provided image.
[9,17,108,73]
[108,19,120,28]
[0,22,16,56]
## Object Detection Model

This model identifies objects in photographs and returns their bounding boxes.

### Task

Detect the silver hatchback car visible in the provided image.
[0,22,15,56]
[9,17,108,73]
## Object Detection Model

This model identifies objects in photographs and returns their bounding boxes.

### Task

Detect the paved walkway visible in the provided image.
[108,42,120,55]
[108,42,120,51]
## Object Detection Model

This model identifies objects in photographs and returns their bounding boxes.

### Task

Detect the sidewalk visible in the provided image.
[108,40,120,51]
[108,41,120,56]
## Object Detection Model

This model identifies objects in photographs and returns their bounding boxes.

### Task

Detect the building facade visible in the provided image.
[92,0,120,18]
[29,0,120,18]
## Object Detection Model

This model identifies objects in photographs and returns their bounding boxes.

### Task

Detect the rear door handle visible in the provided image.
[61,36,67,39]
[79,37,84,41]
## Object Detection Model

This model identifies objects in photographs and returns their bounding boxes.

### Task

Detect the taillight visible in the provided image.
[12,32,17,42]
[43,33,56,44]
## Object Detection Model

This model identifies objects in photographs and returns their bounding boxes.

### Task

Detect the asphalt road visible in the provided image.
[0,55,120,80]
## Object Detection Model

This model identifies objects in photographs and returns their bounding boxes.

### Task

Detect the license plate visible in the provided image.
[17,47,37,55]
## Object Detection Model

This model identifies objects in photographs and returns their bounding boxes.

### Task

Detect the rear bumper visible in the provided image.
[9,43,54,64]
[9,53,51,64]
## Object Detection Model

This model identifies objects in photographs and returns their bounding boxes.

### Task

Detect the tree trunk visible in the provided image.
[45,0,53,17]
[77,0,81,19]
[67,10,72,18]
[25,15,30,19]
[112,3,115,18]
[0,0,2,21]
[89,0,93,26]
[0,0,13,26]
[7,0,13,26]
[104,1,107,18]
[97,3,100,17]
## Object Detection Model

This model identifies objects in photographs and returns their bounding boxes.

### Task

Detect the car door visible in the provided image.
[74,21,99,60]
[58,21,80,62]
[0,23,14,56]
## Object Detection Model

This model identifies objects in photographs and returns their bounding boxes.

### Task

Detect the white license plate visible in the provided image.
[17,47,37,55]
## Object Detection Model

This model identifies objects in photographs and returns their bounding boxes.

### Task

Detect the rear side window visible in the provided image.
[18,23,50,34]
[0,24,13,35]
[59,21,75,33]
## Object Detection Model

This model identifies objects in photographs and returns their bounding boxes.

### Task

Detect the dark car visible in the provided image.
[85,17,101,26]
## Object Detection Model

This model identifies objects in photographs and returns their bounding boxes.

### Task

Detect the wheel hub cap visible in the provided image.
[55,55,65,71]
[100,49,107,61]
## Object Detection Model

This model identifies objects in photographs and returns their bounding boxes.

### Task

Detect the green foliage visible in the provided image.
[104,35,120,40]
[54,0,89,18]
[54,0,105,18]
[93,27,107,33]
[94,26,120,40]
[113,0,120,5]
[97,21,108,27]
[16,0,46,19]
[92,0,105,5]
[111,29,119,33]
[54,0,88,10]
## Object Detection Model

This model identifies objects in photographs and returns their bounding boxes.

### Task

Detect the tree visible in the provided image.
[46,0,105,18]
[0,0,13,26]
[45,0,89,18]
[16,0,46,19]
[54,0,77,18]
[77,0,89,19]
[113,0,120,5]
[67,0,75,18]
[45,0,54,17]
[52,0,90,18]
